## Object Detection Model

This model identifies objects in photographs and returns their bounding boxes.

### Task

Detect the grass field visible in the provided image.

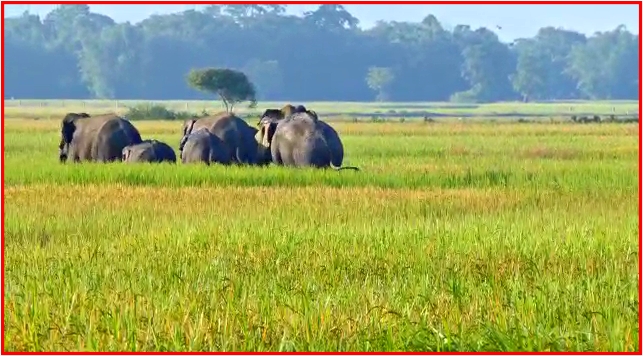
[2,101,641,352]
[3,99,640,120]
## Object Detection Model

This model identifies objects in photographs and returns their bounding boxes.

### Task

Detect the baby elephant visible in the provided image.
[179,128,232,165]
[122,139,177,163]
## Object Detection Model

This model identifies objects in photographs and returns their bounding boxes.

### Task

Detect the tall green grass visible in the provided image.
[3,116,639,352]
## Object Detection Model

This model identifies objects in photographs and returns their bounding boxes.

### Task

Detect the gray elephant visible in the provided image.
[181,112,261,165]
[257,107,347,169]
[179,128,232,165]
[59,112,142,163]
[122,139,177,163]
[255,110,359,171]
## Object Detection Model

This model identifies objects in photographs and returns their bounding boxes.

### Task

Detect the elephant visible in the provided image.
[255,110,359,171]
[257,107,348,169]
[58,112,142,163]
[122,139,177,163]
[181,112,262,165]
[179,127,232,165]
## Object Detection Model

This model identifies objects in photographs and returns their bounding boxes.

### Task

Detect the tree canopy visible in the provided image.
[186,68,257,112]
[4,5,639,102]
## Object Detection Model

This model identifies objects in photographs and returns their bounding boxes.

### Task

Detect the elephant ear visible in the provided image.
[266,122,277,145]
[281,104,296,118]
[61,113,80,144]
[180,120,197,150]
[183,119,196,136]
[258,122,278,148]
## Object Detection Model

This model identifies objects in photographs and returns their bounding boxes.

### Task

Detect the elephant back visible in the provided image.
[181,128,232,165]
[123,141,156,162]
[126,140,176,163]
[181,128,211,163]
[278,113,344,168]
[206,113,258,164]
[77,114,142,162]
[150,140,177,163]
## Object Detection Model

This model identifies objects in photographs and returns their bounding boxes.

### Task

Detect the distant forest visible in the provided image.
[4,4,640,102]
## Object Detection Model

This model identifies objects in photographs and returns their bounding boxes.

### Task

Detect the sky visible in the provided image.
[4,2,639,42]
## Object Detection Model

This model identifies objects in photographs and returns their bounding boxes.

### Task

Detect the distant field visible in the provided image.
[3,99,640,121]
[2,101,640,351]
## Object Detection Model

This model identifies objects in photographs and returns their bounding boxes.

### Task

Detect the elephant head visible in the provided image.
[122,145,133,161]
[59,112,90,162]
[255,121,278,163]
[257,109,283,126]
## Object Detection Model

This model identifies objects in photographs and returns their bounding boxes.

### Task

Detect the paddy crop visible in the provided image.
[3,114,639,352]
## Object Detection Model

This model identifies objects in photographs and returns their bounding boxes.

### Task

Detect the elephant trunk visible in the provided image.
[122,147,131,162]
[59,143,69,163]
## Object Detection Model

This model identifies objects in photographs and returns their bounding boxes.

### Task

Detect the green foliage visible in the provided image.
[366,67,395,101]
[242,59,284,100]
[449,89,480,103]
[567,26,639,99]
[512,28,587,101]
[186,67,257,113]
[3,5,639,102]
[124,104,197,121]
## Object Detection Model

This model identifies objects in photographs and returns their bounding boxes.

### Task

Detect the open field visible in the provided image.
[3,102,641,352]
[3,99,640,121]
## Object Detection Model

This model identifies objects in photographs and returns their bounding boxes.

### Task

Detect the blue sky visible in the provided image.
[4,3,639,42]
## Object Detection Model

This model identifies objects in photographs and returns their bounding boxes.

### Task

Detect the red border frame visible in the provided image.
[1,1,641,354]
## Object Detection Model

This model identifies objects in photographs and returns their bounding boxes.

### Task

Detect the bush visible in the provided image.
[124,104,197,121]
[449,90,480,103]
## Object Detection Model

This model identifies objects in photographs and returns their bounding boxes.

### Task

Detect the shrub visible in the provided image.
[449,90,479,103]
[124,104,197,121]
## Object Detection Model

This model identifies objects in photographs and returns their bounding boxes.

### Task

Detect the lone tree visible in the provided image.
[366,66,394,102]
[187,67,257,113]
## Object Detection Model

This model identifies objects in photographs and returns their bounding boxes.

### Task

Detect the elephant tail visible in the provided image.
[332,165,360,172]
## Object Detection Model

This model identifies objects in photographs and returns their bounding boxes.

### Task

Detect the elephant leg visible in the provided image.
[201,146,212,164]
[93,134,111,162]
[302,138,331,168]
[239,141,257,165]
[283,149,298,167]
[242,145,257,165]
[73,141,91,162]
[69,145,81,163]
[271,142,284,165]
[95,133,123,162]
[235,146,248,165]
[213,147,231,165]
[330,142,344,168]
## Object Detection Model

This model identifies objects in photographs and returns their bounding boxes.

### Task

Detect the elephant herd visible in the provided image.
[57,104,360,171]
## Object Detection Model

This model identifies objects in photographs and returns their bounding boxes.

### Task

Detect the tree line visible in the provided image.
[4,4,639,102]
